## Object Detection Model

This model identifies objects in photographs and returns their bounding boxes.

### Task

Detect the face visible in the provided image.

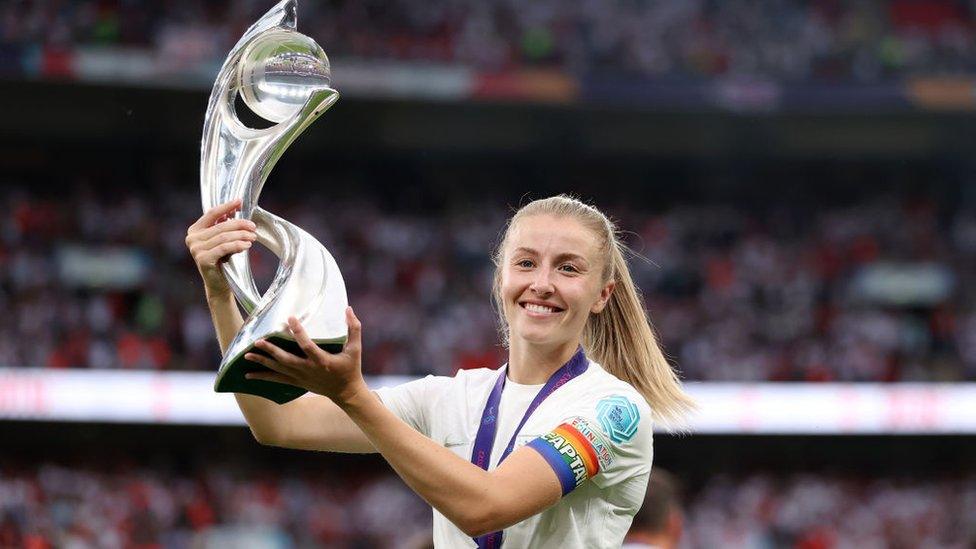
[499,214,615,350]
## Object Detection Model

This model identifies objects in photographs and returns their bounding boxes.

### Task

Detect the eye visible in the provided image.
[558,263,580,273]
[515,259,535,268]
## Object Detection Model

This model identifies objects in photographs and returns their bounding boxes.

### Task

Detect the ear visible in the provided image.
[590,280,616,314]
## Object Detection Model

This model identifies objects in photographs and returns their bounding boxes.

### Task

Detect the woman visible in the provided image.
[185,195,693,548]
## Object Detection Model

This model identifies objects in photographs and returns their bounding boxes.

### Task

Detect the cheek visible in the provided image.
[577,281,607,313]
[497,272,521,314]
[499,268,526,296]
[498,272,514,300]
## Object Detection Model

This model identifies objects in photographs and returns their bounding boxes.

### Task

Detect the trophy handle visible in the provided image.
[213,86,340,314]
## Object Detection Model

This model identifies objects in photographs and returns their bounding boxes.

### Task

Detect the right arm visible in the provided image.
[186,199,374,453]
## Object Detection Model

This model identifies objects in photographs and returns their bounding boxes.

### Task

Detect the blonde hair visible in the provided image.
[491,195,695,426]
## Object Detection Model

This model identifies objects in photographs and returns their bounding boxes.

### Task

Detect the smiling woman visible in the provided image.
[186,194,693,549]
[491,196,695,426]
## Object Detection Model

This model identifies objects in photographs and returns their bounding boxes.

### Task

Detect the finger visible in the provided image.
[199,240,252,266]
[244,370,300,386]
[344,307,362,354]
[189,198,242,231]
[253,339,305,369]
[243,350,294,375]
[288,317,326,362]
[199,229,258,252]
[189,218,256,245]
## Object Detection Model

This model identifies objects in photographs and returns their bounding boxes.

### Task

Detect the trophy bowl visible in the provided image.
[238,28,332,124]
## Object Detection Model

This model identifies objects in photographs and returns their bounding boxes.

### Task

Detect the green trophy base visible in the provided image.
[214,336,345,404]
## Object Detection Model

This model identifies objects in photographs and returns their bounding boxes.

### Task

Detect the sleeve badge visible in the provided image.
[596,395,641,444]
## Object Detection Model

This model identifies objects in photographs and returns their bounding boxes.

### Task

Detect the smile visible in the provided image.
[519,301,565,315]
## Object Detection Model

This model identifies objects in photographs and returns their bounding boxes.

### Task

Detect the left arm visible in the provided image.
[246,308,563,536]
[340,385,561,536]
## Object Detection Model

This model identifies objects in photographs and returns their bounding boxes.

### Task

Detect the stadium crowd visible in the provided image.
[2,0,976,82]
[0,461,972,548]
[0,175,974,383]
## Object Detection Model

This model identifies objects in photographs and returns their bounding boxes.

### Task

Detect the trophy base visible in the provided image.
[214,336,345,404]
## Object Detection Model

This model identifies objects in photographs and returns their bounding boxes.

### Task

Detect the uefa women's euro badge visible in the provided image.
[200,0,347,404]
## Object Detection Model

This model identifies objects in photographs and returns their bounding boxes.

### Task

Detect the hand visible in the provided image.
[244,307,368,404]
[185,198,258,296]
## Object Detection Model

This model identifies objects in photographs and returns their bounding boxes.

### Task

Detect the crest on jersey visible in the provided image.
[596,396,640,444]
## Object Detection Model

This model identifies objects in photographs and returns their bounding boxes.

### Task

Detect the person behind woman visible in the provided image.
[622,469,684,549]
[185,195,694,547]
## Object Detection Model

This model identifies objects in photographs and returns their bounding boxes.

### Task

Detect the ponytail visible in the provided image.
[583,239,695,427]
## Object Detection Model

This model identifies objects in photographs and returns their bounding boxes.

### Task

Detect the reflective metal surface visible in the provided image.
[200,0,347,403]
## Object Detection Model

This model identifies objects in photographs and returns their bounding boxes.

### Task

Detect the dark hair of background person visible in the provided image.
[627,469,683,547]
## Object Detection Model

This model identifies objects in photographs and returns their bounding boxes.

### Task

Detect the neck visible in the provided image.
[507,339,580,385]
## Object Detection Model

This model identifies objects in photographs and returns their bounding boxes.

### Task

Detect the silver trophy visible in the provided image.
[201,0,347,404]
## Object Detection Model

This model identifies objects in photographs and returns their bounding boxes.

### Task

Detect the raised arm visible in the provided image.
[185,199,373,453]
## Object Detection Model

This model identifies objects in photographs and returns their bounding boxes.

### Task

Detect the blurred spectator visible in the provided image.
[3,0,976,83]
[0,172,974,382]
[684,473,976,548]
[624,469,684,549]
[0,460,971,548]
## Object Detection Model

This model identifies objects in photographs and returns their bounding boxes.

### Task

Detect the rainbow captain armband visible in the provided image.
[527,417,616,496]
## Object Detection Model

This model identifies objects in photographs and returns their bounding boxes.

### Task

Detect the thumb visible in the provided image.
[344,306,362,353]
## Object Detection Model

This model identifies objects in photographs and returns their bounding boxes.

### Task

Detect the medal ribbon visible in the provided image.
[470,346,588,549]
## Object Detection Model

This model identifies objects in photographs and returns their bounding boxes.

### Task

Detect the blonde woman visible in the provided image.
[185,195,693,548]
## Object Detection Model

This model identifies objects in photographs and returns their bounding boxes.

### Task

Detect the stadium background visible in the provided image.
[1,0,976,547]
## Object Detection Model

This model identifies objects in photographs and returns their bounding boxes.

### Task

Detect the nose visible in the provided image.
[529,268,555,297]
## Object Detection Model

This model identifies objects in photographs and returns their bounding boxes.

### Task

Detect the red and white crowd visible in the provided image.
[1,175,974,382]
[3,0,976,82]
[1,461,972,548]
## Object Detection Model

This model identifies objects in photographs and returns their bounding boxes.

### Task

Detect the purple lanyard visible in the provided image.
[470,346,588,549]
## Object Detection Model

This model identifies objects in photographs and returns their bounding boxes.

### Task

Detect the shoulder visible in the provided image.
[373,368,497,435]
[586,361,645,397]
[525,361,654,493]
[377,367,501,406]
[561,362,653,474]
[379,367,498,393]
[448,366,502,396]
[453,366,501,384]
[571,362,653,430]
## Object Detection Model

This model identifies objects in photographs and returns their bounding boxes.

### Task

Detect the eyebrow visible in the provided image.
[512,246,589,264]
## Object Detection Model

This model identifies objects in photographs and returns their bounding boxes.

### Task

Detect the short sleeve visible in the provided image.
[374,375,453,437]
[526,392,653,496]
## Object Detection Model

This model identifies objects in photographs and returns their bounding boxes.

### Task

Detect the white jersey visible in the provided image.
[376,360,654,548]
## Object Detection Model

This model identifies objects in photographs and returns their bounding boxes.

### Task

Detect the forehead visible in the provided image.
[506,214,600,258]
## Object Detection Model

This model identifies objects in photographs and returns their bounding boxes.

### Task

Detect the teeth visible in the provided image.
[525,303,556,314]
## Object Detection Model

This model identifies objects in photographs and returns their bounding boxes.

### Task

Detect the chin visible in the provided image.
[512,326,564,346]
[516,333,550,345]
